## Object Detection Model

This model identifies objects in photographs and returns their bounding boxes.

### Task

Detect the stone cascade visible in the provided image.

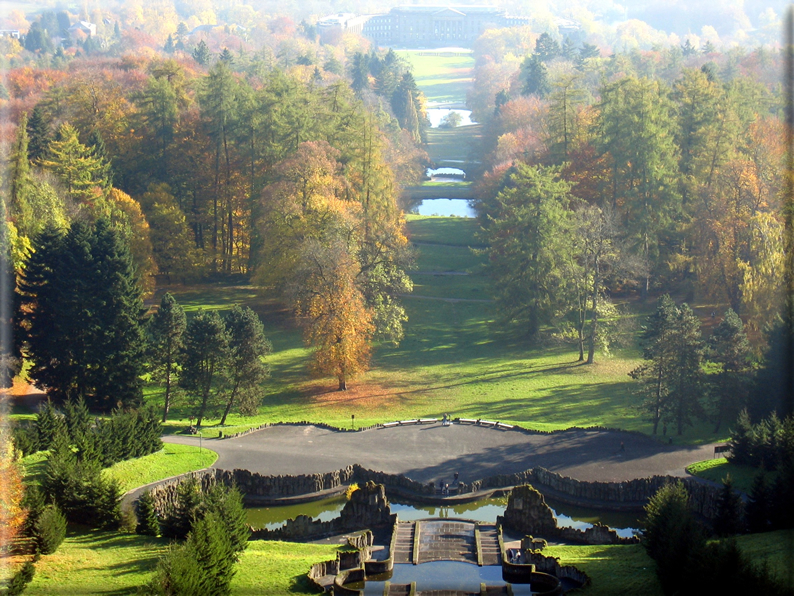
[250,482,393,541]
[498,485,639,545]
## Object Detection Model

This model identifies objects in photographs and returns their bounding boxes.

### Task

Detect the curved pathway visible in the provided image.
[165,423,716,485]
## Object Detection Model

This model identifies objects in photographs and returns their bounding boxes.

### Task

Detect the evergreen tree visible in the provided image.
[546,75,585,163]
[728,409,754,465]
[746,472,771,533]
[148,293,187,422]
[350,52,370,95]
[519,54,550,97]
[63,396,94,458]
[164,34,175,54]
[160,476,204,540]
[9,113,35,237]
[136,489,160,536]
[713,476,744,536]
[561,36,577,60]
[35,399,66,451]
[534,32,560,62]
[219,48,234,64]
[180,310,230,427]
[6,559,36,595]
[643,481,705,593]
[35,503,67,554]
[219,306,270,424]
[39,123,109,204]
[483,164,574,337]
[193,40,211,66]
[665,303,704,435]
[708,309,753,432]
[27,106,50,163]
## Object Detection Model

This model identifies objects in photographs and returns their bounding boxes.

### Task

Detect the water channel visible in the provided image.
[245,494,642,538]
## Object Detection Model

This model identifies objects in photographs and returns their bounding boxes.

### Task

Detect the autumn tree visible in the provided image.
[0,428,26,554]
[293,239,375,391]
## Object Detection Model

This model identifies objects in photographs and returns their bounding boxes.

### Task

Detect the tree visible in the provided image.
[643,481,705,593]
[148,293,186,422]
[136,489,160,536]
[27,105,50,163]
[630,295,704,435]
[746,472,771,532]
[180,310,230,427]
[546,76,585,163]
[713,476,744,536]
[19,220,147,410]
[708,309,753,432]
[0,429,26,553]
[108,188,157,296]
[483,164,574,337]
[35,503,67,554]
[8,113,35,238]
[519,55,550,98]
[293,240,374,391]
[40,123,110,205]
[219,306,270,424]
[192,40,211,66]
[534,32,560,62]
[350,52,370,95]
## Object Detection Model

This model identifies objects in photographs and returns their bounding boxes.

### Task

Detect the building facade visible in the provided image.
[320,5,532,47]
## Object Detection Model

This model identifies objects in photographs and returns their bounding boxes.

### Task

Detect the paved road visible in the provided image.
[165,423,716,485]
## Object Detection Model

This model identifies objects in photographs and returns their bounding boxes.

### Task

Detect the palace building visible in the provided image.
[318,5,533,46]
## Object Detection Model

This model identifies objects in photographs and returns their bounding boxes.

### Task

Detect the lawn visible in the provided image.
[543,543,663,595]
[15,527,342,595]
[686,457,768,493]
[736,529,794,589]
[395,49,474,104]
[104,443,219,493]
[136,216,729,445]
[425,124,483,170]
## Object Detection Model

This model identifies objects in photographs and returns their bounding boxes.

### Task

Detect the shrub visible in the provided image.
[136,490,160,537]
[6,559,36,595]
[34,504,66,555]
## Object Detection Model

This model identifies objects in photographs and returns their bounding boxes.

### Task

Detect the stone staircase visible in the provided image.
[392,521,416,564]
[477,524,502,566]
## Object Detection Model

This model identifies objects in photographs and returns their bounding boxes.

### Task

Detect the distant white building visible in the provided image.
[0,30,21,39]
[69,21,96,38]
[317,12,372,38]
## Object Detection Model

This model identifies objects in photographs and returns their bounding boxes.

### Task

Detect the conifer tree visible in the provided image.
[708,309,753,432]
[219,306,270,424]
[746,472,770,533]
[713,476,744,536]
[148,293,187,422]
[136,489,160,536]
[9,113,35,236]
[39,123,109,204]
[27,107,50,164]
[35,399,66,451]
[192,40,211,66]
[164,34,175,54]
[520,54,550,97]
[180,310,230,427]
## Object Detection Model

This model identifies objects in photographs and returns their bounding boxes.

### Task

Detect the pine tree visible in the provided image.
[192,40,211,66]
[26,106,50,163]
[665,303,704,435]
[219,306,270,424]
[35,399,66,451]
[164,34,175,54]
[9,113,35,237]
[180,310,230,427]
[148,293,186,422]
[713,476,744,536]
[35,503,67,554]
[39,123,109,204]
[746,472,771,533]
[709,309,753,432]
[534,32,560,62]
[728,409,754,465]
[136,489,160,536]
[520,54,550,97]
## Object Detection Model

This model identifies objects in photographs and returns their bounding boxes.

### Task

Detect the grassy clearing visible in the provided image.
[17,527,341,595]
[685,457,767,493]
[104,443,219,493]
[136,217,720,445]
[425,124,482,169]
[543,543,663,595]
[395,50,473,104]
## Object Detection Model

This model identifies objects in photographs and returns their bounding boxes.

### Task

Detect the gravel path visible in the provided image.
[164,423,716,485]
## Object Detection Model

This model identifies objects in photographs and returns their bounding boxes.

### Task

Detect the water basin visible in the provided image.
[427,166,466,178]
[411,198,475,217]
[246,495,642,537]
[426,108,475,128]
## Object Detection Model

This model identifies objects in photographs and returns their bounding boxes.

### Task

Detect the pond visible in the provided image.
[245,494,642,538]
[426,166,466,179]
[359,561,535,595]
[411,198,476,218]
[426,108,476,128]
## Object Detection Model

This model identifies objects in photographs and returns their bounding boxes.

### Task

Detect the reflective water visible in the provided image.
[412,198,476,217]
[360,561,534,595]
[246,494,642,537]
[427,166,466,178]
[426,108,475,128]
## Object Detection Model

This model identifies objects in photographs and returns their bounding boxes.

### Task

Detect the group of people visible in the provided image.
[441,412,452,426]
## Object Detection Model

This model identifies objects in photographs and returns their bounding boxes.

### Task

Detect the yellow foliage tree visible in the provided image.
[0,428,26,553]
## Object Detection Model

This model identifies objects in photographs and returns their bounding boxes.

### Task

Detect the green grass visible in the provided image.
[543,543,663,595]
[686,458,768,493]
[425,124,483,170]
[395,50,474,104]
[736,529,794,588]
[142,217,719,445]
[19,527,342,595]
[104,443,219,493]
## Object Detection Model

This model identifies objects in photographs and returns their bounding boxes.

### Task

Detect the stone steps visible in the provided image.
[477,525,502,566]
[392,522,415,564]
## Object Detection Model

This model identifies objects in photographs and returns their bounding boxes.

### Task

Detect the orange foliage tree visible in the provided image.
[0,427,26,553]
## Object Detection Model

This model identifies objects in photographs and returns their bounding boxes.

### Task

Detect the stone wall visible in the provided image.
[249,482,392,541]
[499,485,639,545]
